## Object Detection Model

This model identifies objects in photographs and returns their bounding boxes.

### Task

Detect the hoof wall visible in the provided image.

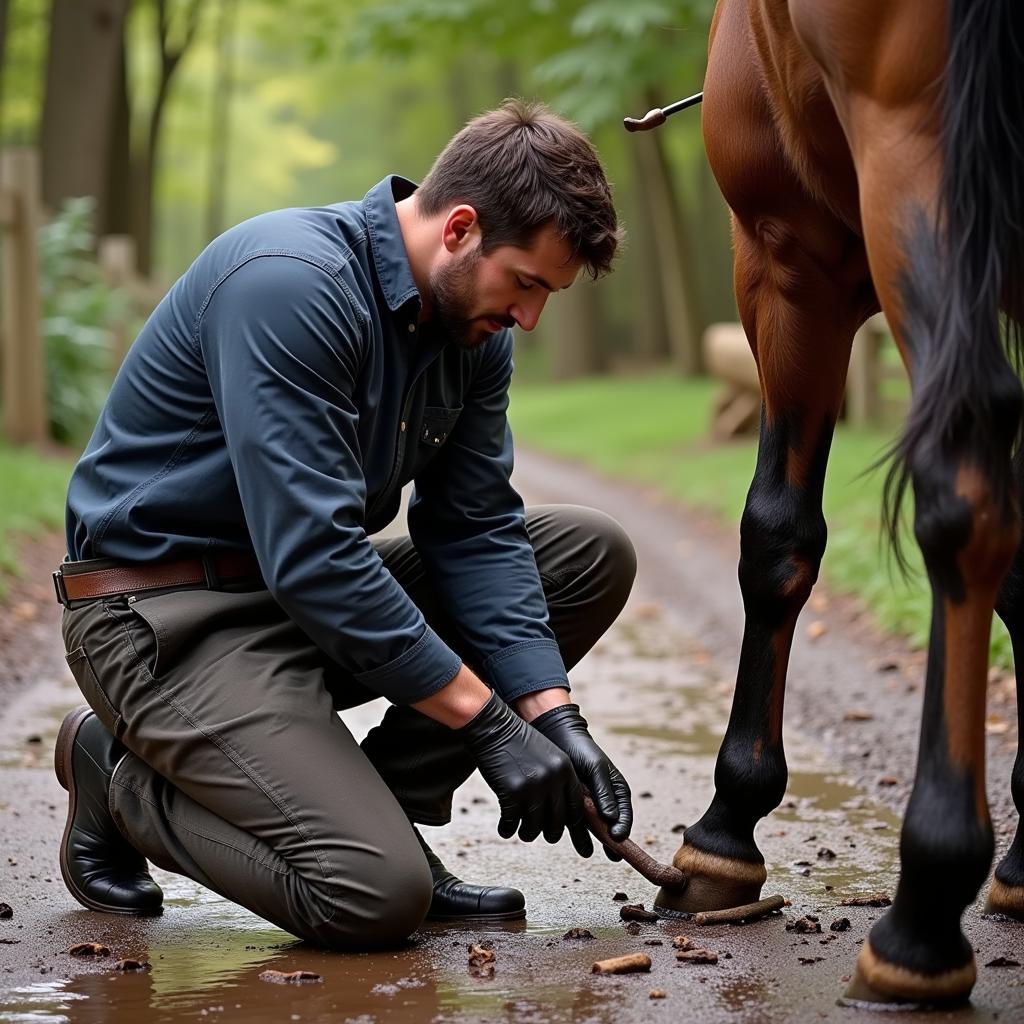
[985,878,1024,921]
[843,941,974,1009]
[654,845,766,915]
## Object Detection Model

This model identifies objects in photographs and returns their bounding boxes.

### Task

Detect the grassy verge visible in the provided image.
[0,442,74,599]
[509,371,1012,667]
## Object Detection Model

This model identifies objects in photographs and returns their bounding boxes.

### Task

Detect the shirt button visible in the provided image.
[400,421,407,432]
[407,323,416,334]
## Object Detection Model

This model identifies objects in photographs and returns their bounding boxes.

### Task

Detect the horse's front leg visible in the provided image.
[657,207,869,914]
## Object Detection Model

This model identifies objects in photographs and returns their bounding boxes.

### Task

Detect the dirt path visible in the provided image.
[0,452,1021,1023]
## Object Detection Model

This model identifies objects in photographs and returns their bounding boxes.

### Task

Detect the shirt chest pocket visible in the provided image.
[406,404,463,481]
[417,405,463,448]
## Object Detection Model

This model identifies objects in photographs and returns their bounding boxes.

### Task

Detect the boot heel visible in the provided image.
[54,705,91,792]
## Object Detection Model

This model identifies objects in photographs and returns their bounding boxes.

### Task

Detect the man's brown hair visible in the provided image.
[416,98,622,279]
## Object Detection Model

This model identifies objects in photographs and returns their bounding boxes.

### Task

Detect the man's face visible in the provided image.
[427,222,582,349]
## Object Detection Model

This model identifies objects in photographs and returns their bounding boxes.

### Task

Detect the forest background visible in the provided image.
[1,0,976,665]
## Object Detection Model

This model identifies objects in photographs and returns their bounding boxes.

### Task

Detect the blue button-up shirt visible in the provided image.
[65,175,570,705]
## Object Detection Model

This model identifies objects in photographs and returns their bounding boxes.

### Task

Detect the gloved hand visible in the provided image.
[530,703,632,861]
[458,691,593,857]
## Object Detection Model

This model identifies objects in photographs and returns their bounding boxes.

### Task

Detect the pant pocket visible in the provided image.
[65,646,124,739]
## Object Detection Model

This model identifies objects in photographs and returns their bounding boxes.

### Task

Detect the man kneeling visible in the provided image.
[54,100,634,947]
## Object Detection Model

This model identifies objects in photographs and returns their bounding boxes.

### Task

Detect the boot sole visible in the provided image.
[426,908,527,922]
[55,706,162,916]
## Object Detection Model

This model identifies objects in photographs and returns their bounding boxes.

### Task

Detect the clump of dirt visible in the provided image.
[676,949,718,965]
[786,916,821,934]
[68,942,109,957]
[113,959,150,971]
[257,969,322,984]
[468,942,496,977]
[620,903,659,922]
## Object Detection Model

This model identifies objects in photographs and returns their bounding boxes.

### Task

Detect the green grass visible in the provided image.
[510,371,1013,667]
[0,442,74,598]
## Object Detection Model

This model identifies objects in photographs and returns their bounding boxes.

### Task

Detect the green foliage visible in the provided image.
[510,371,1014,668]
[0,441,73,593]
[0,0,49,144]
[354,0,713,129]
[39,198,123,446]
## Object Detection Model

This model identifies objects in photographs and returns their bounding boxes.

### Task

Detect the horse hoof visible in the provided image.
[840,940,974,1009]
[985,877,1024,920]
[653,844,766,915]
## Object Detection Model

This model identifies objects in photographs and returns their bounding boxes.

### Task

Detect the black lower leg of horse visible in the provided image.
[851,451,1018,1002]
[990,458,1024,919]
[660,405,834,911]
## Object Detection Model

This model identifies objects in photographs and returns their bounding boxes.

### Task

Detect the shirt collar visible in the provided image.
[362,175,421,314]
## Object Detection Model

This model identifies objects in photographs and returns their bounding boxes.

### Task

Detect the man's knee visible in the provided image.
[586,507,637,599]
[304,841,433,949]
[563,505,637,608]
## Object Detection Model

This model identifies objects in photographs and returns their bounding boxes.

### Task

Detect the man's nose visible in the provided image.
[510,293,548,333]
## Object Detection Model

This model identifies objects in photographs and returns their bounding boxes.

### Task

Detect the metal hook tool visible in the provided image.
[623,91,704,132]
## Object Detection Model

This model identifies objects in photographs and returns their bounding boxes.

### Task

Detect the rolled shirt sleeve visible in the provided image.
[198,254,462,703]
[408,332,570,702]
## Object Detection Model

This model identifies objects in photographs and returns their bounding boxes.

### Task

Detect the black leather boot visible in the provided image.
[54,706,163,915]
[415,828,525,921]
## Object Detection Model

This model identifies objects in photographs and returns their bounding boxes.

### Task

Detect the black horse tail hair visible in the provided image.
[882,0,1024,571]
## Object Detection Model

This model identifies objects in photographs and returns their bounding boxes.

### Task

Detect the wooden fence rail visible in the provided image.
[704,314,903,438]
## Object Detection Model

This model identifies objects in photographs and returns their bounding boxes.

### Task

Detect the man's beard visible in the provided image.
[427,248,510,349]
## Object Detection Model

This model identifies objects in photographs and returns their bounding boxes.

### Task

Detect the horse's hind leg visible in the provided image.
[795,10,1024,1005]
[989,458,1024,920]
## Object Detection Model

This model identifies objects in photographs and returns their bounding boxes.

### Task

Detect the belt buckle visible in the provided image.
[52,569,69,607]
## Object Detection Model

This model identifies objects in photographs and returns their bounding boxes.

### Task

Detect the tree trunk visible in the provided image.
[631,89,704,375]
[627,143,671,363]
[102,32,133,237]
[447,62,475,129]
[132,0,203,276]
[548,275,606,380]
[204,0,237,242]
[695,153,737,323]
[39,0,129,221]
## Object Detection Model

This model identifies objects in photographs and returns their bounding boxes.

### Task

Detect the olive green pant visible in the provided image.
[60,505,636,948]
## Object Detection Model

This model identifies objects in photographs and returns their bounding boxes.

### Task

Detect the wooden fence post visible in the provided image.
[847,314,891,427]
[98,233,137,367]
[0,148,48,445]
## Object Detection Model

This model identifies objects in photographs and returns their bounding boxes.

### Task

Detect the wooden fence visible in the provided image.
[704,314,904,438]
[1,148,47,445]
[0,147,162,446]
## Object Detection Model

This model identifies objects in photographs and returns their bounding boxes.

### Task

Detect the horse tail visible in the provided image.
[883,0,1024,567]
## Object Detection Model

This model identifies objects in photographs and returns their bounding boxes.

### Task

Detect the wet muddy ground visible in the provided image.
[1,450,1022,1022]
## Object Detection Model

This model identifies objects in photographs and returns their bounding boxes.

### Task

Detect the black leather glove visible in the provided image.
[531,703,632,861]
[457,691,592,856]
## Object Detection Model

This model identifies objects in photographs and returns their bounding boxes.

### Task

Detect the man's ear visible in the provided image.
[441,205,479,254]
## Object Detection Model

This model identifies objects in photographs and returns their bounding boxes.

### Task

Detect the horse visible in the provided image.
[628,0,1023,1007]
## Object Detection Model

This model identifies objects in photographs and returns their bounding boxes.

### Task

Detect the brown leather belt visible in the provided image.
[53,552,262,606]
